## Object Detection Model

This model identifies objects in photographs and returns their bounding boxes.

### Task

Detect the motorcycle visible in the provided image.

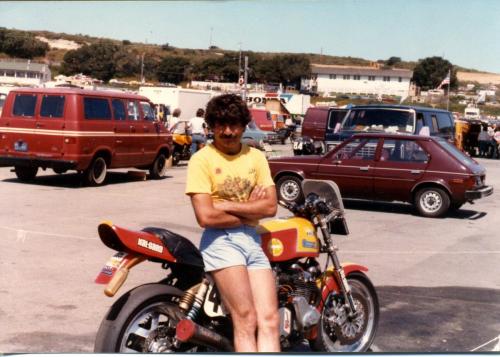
[170,121,192,165]
[94,179,379,352]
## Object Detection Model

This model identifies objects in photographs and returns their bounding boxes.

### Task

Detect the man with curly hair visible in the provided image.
[185,94,279,352]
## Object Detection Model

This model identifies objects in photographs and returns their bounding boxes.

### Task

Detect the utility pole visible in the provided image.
[238,42,242,76]
[242,56,249,101]
[140,53,145,84]
[209,27,213,48]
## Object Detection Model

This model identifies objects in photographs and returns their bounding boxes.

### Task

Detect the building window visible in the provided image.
[5,71,15,77]
[398,77,403,82]
[383,76,391,82]
[368,76,375,81]
[329,74,337,80]
[16,71,26,78]
[343,75,350,80]
[353,75,361,80]
[27,72,38,79]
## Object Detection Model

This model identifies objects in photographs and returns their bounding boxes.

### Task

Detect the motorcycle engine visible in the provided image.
[276,260,321,337]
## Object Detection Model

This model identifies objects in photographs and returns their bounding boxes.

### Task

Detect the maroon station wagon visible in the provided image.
[269,133,493,217]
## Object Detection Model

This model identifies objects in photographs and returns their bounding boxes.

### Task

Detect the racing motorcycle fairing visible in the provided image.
[317,263,369,311]
[98,222,177,263]
[257,217,320,262]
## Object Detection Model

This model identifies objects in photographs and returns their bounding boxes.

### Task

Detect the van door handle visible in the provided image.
[359,166,369,171]
[411,170,421,174]
[36,123,44,128]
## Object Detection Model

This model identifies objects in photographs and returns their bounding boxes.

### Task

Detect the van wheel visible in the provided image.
[415,187,450,218]
[84,156,107,186]
[149,153,168,179]
[15,166,38,181]
[276,175,304,204]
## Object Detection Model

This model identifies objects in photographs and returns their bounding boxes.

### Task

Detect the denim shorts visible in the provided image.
[200,225,271,272]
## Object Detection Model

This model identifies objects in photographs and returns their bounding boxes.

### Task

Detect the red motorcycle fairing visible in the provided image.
[318,263,369,311]
[98,222,177,262]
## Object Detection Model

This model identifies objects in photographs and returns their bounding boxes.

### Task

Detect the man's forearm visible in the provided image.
[215,199,276,220]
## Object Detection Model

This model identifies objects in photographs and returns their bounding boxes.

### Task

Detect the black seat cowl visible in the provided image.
[142,227,204,268]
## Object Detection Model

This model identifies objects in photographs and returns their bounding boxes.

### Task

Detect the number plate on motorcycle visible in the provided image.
[94,252,127,284]
[293,141,303,150]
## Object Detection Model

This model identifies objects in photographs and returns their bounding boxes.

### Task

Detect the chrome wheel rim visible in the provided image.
[92,158,106,184]
[320,280,376,352]
[420,190,442,213]
[119,302,182,352]
[280,180,300,201]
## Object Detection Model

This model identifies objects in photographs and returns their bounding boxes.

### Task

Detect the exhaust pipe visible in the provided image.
[176,319,234,352]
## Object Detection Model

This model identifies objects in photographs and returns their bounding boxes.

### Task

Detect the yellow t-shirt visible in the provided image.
[185,143,275,204]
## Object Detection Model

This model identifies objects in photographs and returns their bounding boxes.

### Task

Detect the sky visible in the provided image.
[0,0,499,73]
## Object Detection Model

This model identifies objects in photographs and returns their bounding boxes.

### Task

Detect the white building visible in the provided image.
[302,64,413,97]
[0,59,51,86]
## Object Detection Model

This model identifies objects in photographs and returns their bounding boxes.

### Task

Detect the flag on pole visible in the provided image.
[437,70,451,89]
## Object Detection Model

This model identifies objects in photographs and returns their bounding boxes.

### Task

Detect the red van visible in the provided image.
[249,108,274,132]
[0,88,173,185]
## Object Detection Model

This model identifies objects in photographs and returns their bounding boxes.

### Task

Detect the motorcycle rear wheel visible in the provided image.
[94,283,193,352]
[310,272,379,352]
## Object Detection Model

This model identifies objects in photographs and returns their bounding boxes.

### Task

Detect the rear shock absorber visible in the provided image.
[184,278,209,320]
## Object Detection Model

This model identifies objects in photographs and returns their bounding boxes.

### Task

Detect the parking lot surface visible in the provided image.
[0,149,499,352]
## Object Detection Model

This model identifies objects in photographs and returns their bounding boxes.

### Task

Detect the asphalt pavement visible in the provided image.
[0,145,499,352]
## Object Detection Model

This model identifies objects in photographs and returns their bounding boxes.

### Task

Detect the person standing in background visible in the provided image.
[189,108,208,154]
[169,108,182,130]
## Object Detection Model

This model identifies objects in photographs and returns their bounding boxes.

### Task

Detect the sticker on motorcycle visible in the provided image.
[137,237,164,253]
[268,238,284,257]
[204,282,225,317]
[95,252,127,284]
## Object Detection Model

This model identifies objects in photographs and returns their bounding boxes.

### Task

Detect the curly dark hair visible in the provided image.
[204,94,251,129]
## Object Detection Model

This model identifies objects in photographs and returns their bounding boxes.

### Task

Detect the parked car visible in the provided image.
[269,133,493,217]
[325,105,456,151]
[294,106,348,154]
[249,108,274,131]
[242,120,278,150]
[0,87,173,185]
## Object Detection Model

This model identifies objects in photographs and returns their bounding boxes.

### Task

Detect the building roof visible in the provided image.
[311,64,413,78]
[0,60,49,73]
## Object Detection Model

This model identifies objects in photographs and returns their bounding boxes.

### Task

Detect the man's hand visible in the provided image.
[248,185,266,201]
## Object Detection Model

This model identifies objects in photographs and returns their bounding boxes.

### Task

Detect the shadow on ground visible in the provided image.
[2,171,173,189]
[343,199,487,220]
[374,285,500,352]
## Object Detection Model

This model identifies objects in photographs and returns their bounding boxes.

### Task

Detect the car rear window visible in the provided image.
[84,97,111,120]
[343,109,415,134]
[40,95,65,118]
[13,94,37,117]
[436,139,476,166]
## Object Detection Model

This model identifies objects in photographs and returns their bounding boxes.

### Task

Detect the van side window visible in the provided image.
[40,95,65,118]
[140,101,155,121]
[436,113,454,134]
[127,101,139,121]
[13,94,37,117]
[430,115,439,134]
[112,99,126,120]
[84,97,111,120]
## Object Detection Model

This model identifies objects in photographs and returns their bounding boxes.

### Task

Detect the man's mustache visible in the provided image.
[219,134,238,139]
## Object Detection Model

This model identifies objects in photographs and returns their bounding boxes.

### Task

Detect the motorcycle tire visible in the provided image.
[94,283,189,352]
[310,272,379,352]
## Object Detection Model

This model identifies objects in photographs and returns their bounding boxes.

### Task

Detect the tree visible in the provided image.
[412,56,457,91]
[156,56,190,84]
[0,29,49,59]
[386,56,402,67]
[61,40,119,81]
[253,54,310,88]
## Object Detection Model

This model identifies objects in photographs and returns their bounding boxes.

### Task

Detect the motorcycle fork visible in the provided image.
[327,251,358,317]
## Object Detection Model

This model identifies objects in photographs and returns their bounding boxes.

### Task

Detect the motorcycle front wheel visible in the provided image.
[94,283,194,352]
[310,272,379,352]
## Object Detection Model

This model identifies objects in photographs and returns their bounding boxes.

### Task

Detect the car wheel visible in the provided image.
[276,175,304,204]
[14,166,38,181]
[84,156,107,186]
[149,153,168,179]
[415,187,450,218]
